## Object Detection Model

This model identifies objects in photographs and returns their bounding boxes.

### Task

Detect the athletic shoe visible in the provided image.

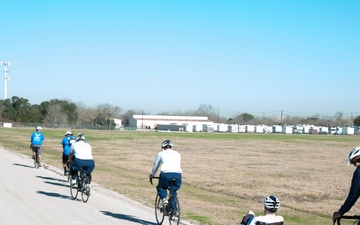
[71,180,77,187]
[162,198,168,207]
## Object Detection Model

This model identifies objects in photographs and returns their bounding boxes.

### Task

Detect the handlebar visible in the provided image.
[149,176,159,185]
[333,215,360,225]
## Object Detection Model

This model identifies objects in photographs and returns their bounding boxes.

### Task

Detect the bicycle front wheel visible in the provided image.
[70,178,78,199]
[155,194,165,224]
[168,195,180,225]
[81,175,90,203]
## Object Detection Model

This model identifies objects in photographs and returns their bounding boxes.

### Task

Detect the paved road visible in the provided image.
[0,148,191,225]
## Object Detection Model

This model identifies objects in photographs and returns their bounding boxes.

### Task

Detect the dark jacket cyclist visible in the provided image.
[333,146,360,222]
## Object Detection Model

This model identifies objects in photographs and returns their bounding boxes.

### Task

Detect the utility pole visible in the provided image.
[1,61,11,99]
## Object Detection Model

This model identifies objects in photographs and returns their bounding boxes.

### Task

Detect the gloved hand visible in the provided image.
[149,174,154,179]
[332,211,342,223]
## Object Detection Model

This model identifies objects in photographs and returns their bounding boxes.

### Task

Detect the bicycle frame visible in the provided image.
[334,215,360,225]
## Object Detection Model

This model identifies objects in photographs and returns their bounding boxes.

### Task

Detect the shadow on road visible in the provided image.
[37,190,71,200]
[101,210,158,225]
[36,175,66,183]
[13,163,34,168]
[44,181,69,187]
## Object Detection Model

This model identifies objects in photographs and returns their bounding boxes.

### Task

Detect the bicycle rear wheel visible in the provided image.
[168,196,180,225]
[155,194,165,224]
[70,178,79,199]
[81,175,90,203]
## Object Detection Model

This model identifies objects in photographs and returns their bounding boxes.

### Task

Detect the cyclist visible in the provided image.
[241,195,284,225]
[68,133,95,187]
[149,140,182,208]
[61,130,75,176]
[30,126,45,167]
[332,146,360,222]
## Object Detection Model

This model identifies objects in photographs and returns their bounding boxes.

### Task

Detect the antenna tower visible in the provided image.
[1,61,11,99]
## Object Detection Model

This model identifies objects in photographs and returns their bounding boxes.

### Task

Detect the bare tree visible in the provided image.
[96,103,122,129]
[76,104,98,128]
[44,104,68,127]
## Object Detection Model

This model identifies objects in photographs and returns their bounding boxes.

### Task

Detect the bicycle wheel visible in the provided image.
[168,195,180,225]
[70,177,79,199]
[81,175,90,203]
[155,194,165,224]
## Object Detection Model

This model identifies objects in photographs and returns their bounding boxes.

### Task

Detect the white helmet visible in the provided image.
[263,195,280,212]
[348,146,360,165]
[161,140,173,149]
[76,133,85,141]
[64,130,73,136]
[36,126,42,131]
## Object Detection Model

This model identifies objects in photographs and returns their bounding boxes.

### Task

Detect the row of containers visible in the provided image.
[157,123,357,134]
[208,124,357,134]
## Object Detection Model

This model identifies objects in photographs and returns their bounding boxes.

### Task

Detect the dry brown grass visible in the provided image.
[1,128,359,225]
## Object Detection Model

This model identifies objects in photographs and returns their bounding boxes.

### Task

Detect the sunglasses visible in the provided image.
[352,158,360,165]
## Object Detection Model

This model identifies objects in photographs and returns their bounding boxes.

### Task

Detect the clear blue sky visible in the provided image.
[0,0,359,118]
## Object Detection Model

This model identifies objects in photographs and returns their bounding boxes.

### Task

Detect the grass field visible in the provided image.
[1,127,359,225]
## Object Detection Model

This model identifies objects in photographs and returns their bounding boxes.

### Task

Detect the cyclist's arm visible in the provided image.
[151,153,162,176]
[339,167,360,214]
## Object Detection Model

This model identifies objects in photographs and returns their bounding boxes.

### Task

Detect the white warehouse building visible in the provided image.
[129,115,214,132]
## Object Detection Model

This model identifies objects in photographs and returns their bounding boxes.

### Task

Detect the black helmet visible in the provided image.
[161,140,173,149]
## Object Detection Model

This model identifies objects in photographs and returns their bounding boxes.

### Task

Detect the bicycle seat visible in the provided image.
[255,222,284,225]
[168,178,177,188]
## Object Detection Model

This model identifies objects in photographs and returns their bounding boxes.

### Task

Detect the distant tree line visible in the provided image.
[0,97,359,129]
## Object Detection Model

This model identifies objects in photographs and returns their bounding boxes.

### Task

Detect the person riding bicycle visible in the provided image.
[241,195,284,225]
[332,146,360,222]
[68,133,95,187]
[30,126,45,167]
[149,140,182,208]
[61,130,75,176]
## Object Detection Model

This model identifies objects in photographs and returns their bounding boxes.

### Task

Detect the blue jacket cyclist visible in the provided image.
[69,133,95,187]
[30,126,45,166]
[149,140,182,208]
[333,146,360,222]
[61,130,75,176]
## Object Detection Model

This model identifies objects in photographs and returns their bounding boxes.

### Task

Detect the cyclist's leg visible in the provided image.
[71,159,81,183]
[37,146,42,165]
[157,173,172,203]
[168,173,182,210]
[169,173,182,197]
[62,153,69,175]
[82,159,95,185]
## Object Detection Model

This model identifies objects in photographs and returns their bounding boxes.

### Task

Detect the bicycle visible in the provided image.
[32,146,40,169]
[333,215,360,225]
[70,167,91,203]
[150,177,180,225]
